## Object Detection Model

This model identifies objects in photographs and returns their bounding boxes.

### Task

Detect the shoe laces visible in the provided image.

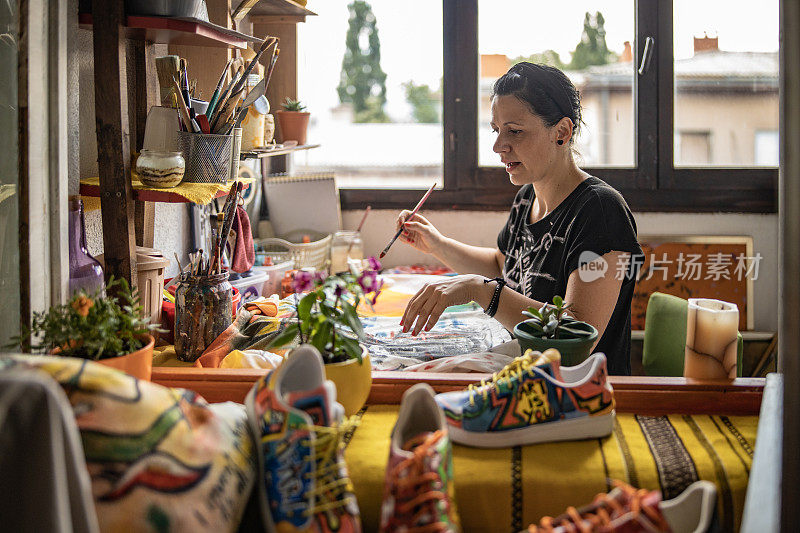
[302,416,360,517]
[526,480,670,532]
[387,430,451,533]
[468,352,540,406]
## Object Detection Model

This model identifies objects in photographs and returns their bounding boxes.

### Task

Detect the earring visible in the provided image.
[557,140,564,145]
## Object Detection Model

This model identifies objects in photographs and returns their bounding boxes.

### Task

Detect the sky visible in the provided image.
[297,0,779,121]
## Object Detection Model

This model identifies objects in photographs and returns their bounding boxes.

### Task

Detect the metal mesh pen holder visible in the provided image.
[177,131,233,184]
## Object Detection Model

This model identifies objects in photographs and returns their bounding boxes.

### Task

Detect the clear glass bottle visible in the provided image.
[330,230,363,274]
[68,196,105,296]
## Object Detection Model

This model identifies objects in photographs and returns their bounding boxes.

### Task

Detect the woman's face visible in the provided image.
[491,94,557,186]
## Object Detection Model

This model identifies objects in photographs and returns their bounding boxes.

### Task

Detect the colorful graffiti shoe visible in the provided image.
[379,383,460,533]
[434,349,615,448]
[523,479,719,532]
[245,344,361,533]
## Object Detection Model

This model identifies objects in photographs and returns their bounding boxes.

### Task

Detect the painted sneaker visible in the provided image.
[244,344,361,533]
[434,349,615,448]
[523,479,719,533]
[379,383,461,533]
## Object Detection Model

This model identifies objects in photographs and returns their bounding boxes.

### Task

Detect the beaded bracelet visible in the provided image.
[483,277,507,318]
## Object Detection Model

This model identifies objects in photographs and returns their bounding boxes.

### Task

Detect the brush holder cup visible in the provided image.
[177,131,234,184]
[174,272,233,362]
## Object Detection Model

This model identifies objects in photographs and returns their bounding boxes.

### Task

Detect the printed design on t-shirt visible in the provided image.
[504,227,564,296]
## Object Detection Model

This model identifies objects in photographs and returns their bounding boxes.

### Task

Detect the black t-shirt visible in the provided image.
[497,177,642,375]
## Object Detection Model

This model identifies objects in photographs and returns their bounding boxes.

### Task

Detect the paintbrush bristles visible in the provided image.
[155,55,180,107]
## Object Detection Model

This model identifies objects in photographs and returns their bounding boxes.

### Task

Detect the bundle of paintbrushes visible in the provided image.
[203,180,244,275]
[173,36,281,137]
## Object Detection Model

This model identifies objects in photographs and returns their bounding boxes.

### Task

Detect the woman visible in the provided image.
[397,62,642,375]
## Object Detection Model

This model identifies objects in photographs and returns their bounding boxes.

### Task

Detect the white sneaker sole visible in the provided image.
[447,411,615,448]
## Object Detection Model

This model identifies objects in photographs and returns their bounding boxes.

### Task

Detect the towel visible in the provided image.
[230,204,255,273]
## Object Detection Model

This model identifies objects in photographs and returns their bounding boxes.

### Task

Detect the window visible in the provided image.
[334,0,778,212]
[296,0,443,190]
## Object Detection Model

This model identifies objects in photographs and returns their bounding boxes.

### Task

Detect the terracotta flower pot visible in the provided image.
[324,347,372,416]
[53,334,154,381]
[275,111,310,145]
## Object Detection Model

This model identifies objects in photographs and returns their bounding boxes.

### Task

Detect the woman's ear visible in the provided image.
[555,117,574,145]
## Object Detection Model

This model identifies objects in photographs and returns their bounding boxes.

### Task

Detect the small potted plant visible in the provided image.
[267,258,383,415]
[513,295,598,366]
[11,277,161,381]
[275,97,310,145]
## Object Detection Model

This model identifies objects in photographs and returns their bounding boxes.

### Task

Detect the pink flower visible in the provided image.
[292,270,315,293]
[358,270,378,293]
[366,256,382,271]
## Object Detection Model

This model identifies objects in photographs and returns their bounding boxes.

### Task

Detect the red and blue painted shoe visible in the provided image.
[435,349,615,448]
[245,344,361,532]
[380,383,460,533]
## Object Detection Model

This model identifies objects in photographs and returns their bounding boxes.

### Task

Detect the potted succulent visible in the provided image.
[513,295,598,366]
[10,277,161,381]
[267,258,383,415]
[275,97,310,145]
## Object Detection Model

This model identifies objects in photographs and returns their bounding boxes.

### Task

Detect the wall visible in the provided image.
[342,209,778,332]
[72,30,190,278]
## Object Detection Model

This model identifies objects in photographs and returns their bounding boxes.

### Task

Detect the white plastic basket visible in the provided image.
[255,231,331,272]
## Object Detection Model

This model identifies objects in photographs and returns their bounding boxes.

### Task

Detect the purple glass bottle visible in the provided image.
[68,196,105,296]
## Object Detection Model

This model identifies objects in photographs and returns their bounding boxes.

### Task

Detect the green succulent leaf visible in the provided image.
[266,323,300,349]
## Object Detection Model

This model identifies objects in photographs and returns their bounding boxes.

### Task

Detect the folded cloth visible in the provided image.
[230,204,255,273]
[243,296,279,317]
[194,310,289,368]
[219,349,285,369]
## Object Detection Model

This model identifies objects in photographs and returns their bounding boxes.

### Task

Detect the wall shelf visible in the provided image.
[240,143,320,160]
[79,179,251,205]
[78,13,262,49]
[235,0,317,19]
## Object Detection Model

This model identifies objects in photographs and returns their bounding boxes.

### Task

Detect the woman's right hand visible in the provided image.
[396,210,444,255]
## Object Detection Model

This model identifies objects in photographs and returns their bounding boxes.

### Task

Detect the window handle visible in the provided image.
[638,36,655,75]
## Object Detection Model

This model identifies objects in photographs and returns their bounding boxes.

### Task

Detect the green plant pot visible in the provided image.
[513,320,598,367]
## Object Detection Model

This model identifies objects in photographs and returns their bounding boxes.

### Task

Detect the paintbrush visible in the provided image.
[230,36,277,97]
[179,58,191,107]
[379,183,437,259]
[171,76,195,131]
[206,58,234,117]
[263,47,280,91]
[210,65,244,127]
[155,55,180,107]
[347,205,371,256]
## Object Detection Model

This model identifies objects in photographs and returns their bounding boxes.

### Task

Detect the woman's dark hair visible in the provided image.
[492,62,583,140]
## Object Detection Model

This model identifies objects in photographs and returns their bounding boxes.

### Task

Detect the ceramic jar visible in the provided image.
[135,149,185,188]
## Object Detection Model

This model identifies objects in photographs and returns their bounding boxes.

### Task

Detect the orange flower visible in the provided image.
[71,296,94,317]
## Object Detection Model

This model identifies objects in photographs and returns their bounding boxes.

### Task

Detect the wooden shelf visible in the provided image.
[78,13,263,49]
[235,0,317,18]
[79,180,251,204]
[240,143,320,160]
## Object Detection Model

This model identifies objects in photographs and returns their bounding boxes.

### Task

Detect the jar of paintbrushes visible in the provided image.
[174,271,233,362]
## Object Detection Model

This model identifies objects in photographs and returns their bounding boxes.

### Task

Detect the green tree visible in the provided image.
[511,50,565,70]
[567,11,618,70]
[337,1,389,123]
[402,80,440,123]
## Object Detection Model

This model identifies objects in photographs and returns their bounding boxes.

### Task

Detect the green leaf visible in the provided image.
[297,292,316,322]
[558,325,595,337]
[265,323,300,349]
[338,335,363,364]
[524,307,542,319]
[311,321,333,354]
[552,295,563,307]
[340,300,365,339]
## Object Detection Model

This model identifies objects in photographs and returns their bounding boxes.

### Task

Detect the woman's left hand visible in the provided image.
[400,275,488,336]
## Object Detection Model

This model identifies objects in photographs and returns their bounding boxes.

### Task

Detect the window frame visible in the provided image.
[339,0,777,213]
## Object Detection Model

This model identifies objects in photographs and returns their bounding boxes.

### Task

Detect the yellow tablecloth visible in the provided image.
[344,405,757,533]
